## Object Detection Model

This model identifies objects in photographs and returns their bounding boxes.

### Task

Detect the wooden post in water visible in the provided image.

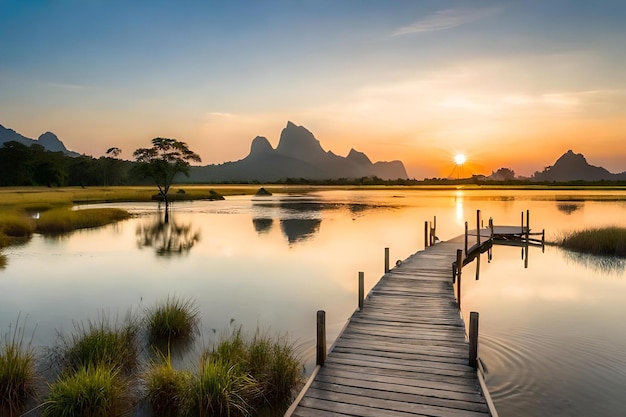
[476,210,481,246]
[475,253,481,281]
[431,216,437,245]
[469,312,479,369]
[384,247,390,273]
[424,221,429,248]
[316,310,326,366]
[489,217,494,238]
[526,209,530,243]
[542,229,545,252]
[456,249,463,308]
[464,221,469,255]
[521,211,524,234]
[358,272,364,311]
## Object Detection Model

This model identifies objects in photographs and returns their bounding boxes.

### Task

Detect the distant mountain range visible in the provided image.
[3,121,625,182]
[187,121,409,182]
[0,124,80,157]
[532,150,626,181]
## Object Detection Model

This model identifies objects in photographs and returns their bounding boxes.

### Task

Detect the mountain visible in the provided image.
[533,150,626,181]
[187,121,408,182]
[0,124,80,156]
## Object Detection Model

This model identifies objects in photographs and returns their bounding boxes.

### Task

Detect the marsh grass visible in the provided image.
[0,211,35,239]
[36,207,131,234]
[190,358,260,417]
[42,364,133,417]
[559,227,626,257]
[56,314,139,375]
[146,296,200,346]
[203,327,304,410]
[145,352,193,417]
[0,319,37,417]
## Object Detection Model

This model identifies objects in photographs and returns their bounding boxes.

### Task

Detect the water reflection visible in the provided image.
[557,203,582,215]
[280,219,322,244]
[136,213,200,256]
[560,249,625,275]
[252,218,273,234]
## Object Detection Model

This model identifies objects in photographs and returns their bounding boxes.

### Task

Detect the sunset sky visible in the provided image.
[1,0,625,179]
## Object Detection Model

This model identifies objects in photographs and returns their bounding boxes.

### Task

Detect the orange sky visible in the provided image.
[1,1,625,179]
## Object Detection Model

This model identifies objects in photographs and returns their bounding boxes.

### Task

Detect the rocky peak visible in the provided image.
[249,136,273,155]
[37,132,67,152]
[347,148,372,165]
[276,121,326,160]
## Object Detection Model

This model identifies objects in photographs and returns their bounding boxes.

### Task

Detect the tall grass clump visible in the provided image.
[145,353,192,417]
[146,296,200,346]
[559,226,626,257]
[189,358,260,417]
[0,321,37,417]
[203,327,304,411]
[35,207,131,234]
[57,315,139,374]
[42,364,133,417]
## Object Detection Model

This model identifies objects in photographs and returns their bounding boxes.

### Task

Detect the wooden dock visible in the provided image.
[286,237,497,417]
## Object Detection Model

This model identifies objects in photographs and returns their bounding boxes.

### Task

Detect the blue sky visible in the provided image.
[1,0,625,178]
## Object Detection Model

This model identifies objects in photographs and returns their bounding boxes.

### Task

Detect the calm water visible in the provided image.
[1,188,626,416]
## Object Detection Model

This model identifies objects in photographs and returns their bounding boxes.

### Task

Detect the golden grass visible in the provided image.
[559,227,626,257]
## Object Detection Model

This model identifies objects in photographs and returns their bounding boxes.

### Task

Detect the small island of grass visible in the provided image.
[558,226,626,257]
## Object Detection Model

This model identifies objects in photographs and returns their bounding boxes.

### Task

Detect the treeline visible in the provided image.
[0,141,147,187]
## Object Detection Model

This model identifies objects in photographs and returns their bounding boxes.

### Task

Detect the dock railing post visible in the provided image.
[358,272,364,311]
[464,221,468,255]
[469,312,479,369]
[316,310,326,366]
[424,221,429,248]
[384,247,390,273]
[456,249,463,308]
[476,210,481,246]
[521,211,524,234]
[526,209,530,243]
[431,216,437,245]
[489,217,494,238]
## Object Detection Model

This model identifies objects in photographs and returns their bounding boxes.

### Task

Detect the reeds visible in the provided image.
[145,353,192,417]
[559,226,626,257]
[57,315,139,374]
[35,207,131,234]
[42,364,133,417]
[146,296,200,345]
[0,320,37,417]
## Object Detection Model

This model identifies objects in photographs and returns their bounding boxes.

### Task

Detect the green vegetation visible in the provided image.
[0,321,37,417]
[42,365,133,417]
[558,227,626,257]
[190,358,260,417]
[145,354,192,417]
[205,327,303,411]
[57,316,139,374]
[146,296,200,345]
[36,207,131,235]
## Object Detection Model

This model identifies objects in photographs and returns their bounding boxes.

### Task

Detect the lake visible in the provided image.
[1,187,626,416]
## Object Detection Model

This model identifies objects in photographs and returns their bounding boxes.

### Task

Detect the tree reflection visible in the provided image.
[280,218,321,245]
[252,218,273,234]
[136,213,200,256]
[557,203,582,215]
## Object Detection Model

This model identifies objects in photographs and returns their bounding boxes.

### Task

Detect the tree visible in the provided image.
[133,138,201,222]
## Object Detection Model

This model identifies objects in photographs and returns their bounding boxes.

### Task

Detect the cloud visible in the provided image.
[391,6,499,36]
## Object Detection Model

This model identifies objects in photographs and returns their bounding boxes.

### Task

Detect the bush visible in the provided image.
[42,365,133,417]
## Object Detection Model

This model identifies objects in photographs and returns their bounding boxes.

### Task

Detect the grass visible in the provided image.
[35,207,131,235]
[56,315,139,375]
[0,319,37,417]
[145,353,193,417]
[42,364,133,417]
[204,327,304,410]
[146,296,200,346]
[190,358,260,417]
[558,226,626,257]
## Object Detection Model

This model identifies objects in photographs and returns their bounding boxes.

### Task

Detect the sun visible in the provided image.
[454,154,467,165]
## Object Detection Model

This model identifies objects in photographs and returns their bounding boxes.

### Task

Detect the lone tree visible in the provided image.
[133,138,201,222]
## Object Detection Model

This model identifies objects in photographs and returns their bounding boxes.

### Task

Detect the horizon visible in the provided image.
[1,1,625,178]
